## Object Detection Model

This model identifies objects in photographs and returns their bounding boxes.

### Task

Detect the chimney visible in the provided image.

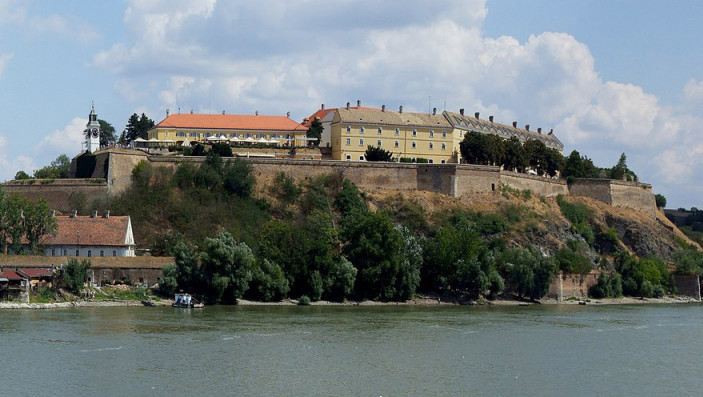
[303,118,309,125]
[512,121,517,128]
[548,129,554,135]
[537,128,542,134]
[489,115,494,123]
[255,110,259,115]
[71,210,77,218]
[287,112,290,118]
[346,102,350,109]
[321,103,325,110]
[91,210,98,218]
[433,107,437,115]
[166,109,170,117]
[357,100,361,107]
[190,109,194,114]
[103,210,110,219]
[382,105,386,112]
[474,112,480,119]
[525,124,530,131]
[178,107,181,114]
[222,110,226,115]
[399,105,403,113]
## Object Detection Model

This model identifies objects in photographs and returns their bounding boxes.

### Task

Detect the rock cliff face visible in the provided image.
[367,189,698,263]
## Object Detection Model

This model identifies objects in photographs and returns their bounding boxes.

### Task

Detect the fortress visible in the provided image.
[2,149,656,217]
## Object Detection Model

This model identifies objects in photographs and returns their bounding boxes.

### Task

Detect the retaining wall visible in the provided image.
[500,172,568,197]
[672,274,701,300]
[1,180,109,212]
[547,271,600,300]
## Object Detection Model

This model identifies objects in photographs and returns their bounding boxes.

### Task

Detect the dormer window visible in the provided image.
[429,131,434,138]
[378,127,382,135]
[360,126,365,134]
[346,126,351,133]
[412,129,417,137]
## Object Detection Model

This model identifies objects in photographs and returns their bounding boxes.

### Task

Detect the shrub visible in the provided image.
[211,142,233,157]
[557,195,593,225]
[270,172,300,203]
[159,263,178,296]
[63,259,92,294]
[298,295,311,306]
[364,145,393,162]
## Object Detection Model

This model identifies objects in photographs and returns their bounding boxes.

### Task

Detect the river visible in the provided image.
[1,304,702,396]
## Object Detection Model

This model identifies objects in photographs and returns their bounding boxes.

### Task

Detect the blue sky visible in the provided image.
[0,0,701,208]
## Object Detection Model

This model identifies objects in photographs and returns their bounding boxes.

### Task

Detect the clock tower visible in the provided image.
[84,102,101,153]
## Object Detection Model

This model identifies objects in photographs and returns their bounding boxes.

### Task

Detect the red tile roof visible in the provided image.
[155,114,307,131]
[17,268,55,279]
[42,216,132,247]
[0,270,25,281]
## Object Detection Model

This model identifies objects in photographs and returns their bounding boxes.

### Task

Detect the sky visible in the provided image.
[0,0,701,208]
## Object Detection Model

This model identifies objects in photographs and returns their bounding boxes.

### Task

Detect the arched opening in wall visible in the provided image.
[491,183,495,192]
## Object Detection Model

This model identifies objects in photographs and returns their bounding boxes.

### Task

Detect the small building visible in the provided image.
[17,268,56,290]
[0,270,29,301]
[147,112,309,147]
[40,211,136,257]
[303,102,381,149]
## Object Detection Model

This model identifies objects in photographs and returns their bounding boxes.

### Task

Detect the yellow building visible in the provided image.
[147,113,308,146]
[330,107,458,163]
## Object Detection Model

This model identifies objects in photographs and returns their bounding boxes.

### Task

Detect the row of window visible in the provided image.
[170,132,292,139]
[345,138,446,150]
[51,249,118,257]
[343,154,446,164]
[345,126,448,139]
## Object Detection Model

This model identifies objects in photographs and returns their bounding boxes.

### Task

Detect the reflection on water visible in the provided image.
[2,304,703,396]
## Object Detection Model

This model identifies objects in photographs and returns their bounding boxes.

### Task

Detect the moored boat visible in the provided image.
[173,293,204,308]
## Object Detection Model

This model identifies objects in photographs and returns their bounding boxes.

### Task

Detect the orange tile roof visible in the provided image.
[155,114,307,132]
[41,216,132,247]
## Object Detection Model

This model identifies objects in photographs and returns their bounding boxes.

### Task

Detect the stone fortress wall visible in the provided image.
[2,150,657,217]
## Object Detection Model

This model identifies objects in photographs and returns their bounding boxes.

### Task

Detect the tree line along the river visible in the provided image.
[74,152,699,304]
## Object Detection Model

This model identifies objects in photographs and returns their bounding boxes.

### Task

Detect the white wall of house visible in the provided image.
[44,245,135,257]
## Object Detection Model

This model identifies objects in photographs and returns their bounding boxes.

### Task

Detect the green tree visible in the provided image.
[173,241,201,293]
[502,137,527,172]
[306,118,323,146]
[33,154,71,179]
[364,145,393,162]
[199,230,256,303]
[459,131,488,165]
[500,247,556,300]
[98,120,117,147]
[247,259,290,302]
[223,158,255,198]
[159,263,179,296]
[654,194,667,209]
[120,113,155,142]
[523,139,547,176]
[609,153,628,180]
[0,193,26,254]
[324,256,357,301]
[62,259,91,294]
[334,179,367,216]
[22,198,57,254]
[14,170,31,180]
[211,142,233,157]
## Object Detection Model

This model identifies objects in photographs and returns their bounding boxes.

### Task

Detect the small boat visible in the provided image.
[173,293,204,308]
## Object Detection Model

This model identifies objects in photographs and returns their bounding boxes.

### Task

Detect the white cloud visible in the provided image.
[0,135,37,181]
[0,0,98,43]
[683,79,703,103]
[34,117,87,158]
[0,53,11,77]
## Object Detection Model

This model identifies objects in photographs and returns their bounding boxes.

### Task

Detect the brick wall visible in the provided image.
[1,180,109,212]
[500,171,568,197]
[547,271,601,299]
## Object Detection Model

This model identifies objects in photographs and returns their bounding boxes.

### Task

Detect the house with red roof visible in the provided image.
[147,112,308,147]
[38,211,135,258]
[0,270,29,300]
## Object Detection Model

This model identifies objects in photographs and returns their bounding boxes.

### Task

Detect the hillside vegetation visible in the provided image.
[90,153,701,303]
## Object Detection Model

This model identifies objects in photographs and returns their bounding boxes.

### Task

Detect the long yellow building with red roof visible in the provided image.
[147,112,308,146]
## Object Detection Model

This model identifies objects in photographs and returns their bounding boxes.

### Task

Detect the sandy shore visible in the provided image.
[1,296,699,309]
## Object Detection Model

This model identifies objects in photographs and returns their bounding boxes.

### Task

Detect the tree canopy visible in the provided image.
[120,113,155,142]
[306,118,323,146]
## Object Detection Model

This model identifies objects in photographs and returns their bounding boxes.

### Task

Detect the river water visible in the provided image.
[1,304,703,396]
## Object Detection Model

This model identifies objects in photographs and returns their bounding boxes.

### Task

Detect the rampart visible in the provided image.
[672,274,701,300]
[1,179,109,212]
[0,255,171,285]
[547,271,600,300]
[3,150,656,216]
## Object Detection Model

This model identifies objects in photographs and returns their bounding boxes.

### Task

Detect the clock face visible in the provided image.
[91,128,99,138]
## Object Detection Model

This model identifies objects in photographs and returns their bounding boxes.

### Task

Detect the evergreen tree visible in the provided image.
[120,113,155,142]
[306,118,323,146]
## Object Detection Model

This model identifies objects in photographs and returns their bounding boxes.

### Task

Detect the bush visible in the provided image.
[557,195,593,225]
[211,142,233,157]
[159,263,178,296]
[298,295,311,306]
[270,172,300,203]
[364,145,393,162]
[589,272,622,298]
[654,194,666,209]
[223,159,255,198]
[63,259,92,294]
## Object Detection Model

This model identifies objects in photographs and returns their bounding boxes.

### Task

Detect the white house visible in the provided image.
[41,211,135,257]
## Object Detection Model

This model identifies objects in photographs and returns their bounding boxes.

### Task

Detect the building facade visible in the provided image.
[147,113,308,147]
[330,107,457,164]
[40,212,135,257]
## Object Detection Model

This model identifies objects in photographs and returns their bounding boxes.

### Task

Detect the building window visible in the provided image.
[346,154,351,161]
[412,129,417,137]
[75,250,79,256]
[441,160,446,164]
[88,250,91,257]
[359,138,364,146]
[377,127,382,135]
[429,130,434,138]
[429,159,434,164]
[176,132,186,137]
[395,128,400,135]
[394,140,399,148]
[63,249,67,256]
[189,132,198,137]
[360,126,365,134]
[113,251,117,257]
[377,140,382,147]
[359,155,365,161]
[51,249,55,256]
[204,133,212,138]
[344,138,350,145]
[100,250,104,257]
[412,141,416,149]
[441,143,446,150]
[346,126,351,133]
[429,142,434,149]
[442,131,447,138]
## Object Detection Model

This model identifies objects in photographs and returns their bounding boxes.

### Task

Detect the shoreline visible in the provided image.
[1,295,699,310]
